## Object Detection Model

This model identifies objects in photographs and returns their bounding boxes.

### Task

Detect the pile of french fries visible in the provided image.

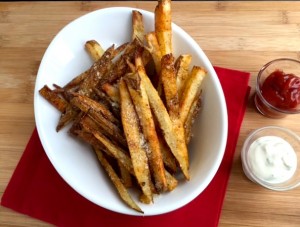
[39,0,207,213]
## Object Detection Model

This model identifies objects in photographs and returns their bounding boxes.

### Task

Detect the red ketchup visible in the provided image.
[261,70,300,110]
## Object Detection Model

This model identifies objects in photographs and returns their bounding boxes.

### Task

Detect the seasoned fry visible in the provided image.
[125,72,167,192]
[69,93,126,147]
[39,85,68,112]
[79,45,115,96]
[81,116,134,175]
[184,93,202,144]
[155,0,172,56]
[70,92,120,126]
[175,54,192,99]
[135,53,190,180]
[85,40,105,61]
[93,147,143,213]
[160,54,190,180]
[119,79,153,203]
[180,66,206,125]
[160,54,178,116]
[56,105,79,131]
[102,39,139,84]
[165,169,178,191]
[132,10,144,42]
[93,87,121,120]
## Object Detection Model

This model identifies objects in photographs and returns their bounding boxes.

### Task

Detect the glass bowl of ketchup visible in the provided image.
[255,58,300,118]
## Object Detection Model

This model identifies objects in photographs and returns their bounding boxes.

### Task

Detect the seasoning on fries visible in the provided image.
[39,0,207,213]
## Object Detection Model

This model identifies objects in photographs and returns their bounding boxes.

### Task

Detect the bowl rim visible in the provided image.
[241,126,300,191]
[255,58,300,115]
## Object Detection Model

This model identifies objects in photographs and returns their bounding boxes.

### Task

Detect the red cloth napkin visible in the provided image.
[1,66,250,227]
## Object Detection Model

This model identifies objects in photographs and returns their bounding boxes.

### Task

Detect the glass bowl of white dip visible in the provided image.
[241,126,300,191]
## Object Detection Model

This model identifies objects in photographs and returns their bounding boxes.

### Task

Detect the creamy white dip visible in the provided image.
[248,136,297,184]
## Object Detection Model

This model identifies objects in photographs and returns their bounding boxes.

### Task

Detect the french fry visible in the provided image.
[180,66,206,125]
[155,0,172,56]
[135,52,190,180]
[85,40,105,61]
[80,116,134,175]
[119,79,154,203]
[160,54,190,180]
[184,93,202,144]
[56,105,79,132]
[102,39,140,84]
[93,147,143,213]
[165,169,178,191]
[132,10,144,42]
[160,54,178,116]
[70,92,120,126]
[69,93,126,147]
[39,85,68,112]
[125,72,167,192]
[93,87,121,120]
[79,45,115,96]
[175,54,192,99]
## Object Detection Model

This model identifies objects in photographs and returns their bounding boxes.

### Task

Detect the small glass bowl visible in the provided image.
[241,126,300,191]
[254,58,300,118]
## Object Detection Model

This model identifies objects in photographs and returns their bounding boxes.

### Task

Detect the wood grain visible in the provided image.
[1,1,300,226]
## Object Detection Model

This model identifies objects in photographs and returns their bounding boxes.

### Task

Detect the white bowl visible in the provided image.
[34,7,227,216]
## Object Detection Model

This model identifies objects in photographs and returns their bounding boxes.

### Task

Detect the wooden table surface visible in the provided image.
[1,1,300,226]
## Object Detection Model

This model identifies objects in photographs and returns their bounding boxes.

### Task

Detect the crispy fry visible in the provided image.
[180,66,206,125]
[69,93,126,147]
[102,39,140,84]
[135,52,190,180]
[93,147,143,213]
[175,54,192,99]
[184,93,202,144]
[81,116,134,175]
[160,54,190,180]
[119,79,153,202]
[93,87,121,120]
[160,54,178,116]
[132,10,144,42]
[165,169,178,191]
[70,92,120,126]
[79,44,115,96]
[125,72,167,192]
[56,105,79,131]
[155,0,172,56]
[39,85,68,112]
[85,40,105,61]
